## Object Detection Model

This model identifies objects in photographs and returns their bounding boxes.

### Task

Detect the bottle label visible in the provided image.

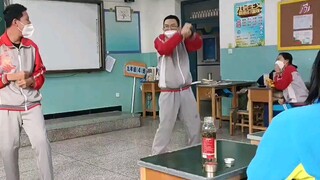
[202,138,215,160]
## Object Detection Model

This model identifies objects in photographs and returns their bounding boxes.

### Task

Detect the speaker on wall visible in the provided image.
[124,0,134,2]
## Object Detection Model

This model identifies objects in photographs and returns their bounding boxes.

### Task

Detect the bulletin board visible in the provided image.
[278,0,320,50]
[105,10,141,54]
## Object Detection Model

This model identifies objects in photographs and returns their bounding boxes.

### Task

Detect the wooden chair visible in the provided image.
[229,106,264,136]
[230,109,248,135]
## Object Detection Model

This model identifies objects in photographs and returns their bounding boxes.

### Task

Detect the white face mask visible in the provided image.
[164,30,177,38]
[18,21,35,38]
[275,60,285,69]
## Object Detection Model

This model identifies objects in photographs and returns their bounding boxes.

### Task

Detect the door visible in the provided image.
[0,2,5,34]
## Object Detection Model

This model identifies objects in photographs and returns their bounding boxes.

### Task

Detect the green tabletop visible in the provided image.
[197,81,255,88]
[247,131,265,141]
[138,140,257,180]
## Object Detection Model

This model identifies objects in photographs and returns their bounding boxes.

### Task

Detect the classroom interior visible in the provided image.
[0,0,319,179]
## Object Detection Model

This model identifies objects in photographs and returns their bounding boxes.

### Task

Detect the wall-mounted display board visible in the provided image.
[278,0,320,50]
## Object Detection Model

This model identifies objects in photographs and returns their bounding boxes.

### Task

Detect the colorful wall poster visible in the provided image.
[234,0,265,48]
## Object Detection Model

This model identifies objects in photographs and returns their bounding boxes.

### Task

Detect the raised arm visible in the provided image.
[154,33,183,56]
[184,33,203,52]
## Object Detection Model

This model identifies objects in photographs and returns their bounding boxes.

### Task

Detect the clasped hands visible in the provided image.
[7,71,35,89]
[180,23,194,39]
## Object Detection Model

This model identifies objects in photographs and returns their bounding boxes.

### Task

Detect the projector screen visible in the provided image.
[11,0,105,72]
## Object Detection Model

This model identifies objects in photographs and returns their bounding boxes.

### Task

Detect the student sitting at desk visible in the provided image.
[247,51,320,180]
[256,70,275,86]
[255,53,307,127]
[273,52,308,110]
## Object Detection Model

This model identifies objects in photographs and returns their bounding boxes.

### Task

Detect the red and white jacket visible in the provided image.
[0,32,46,111]
[155,32,202,89]
[274,65,308,103]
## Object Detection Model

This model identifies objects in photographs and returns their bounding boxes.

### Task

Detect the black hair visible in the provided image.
[278,52,293,65]
[305,51,320,104]
[278,52,298,68]
[3,4,27,28]
[163,15,180,27]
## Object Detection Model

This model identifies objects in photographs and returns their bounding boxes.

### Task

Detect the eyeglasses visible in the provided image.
[163,25,179,30]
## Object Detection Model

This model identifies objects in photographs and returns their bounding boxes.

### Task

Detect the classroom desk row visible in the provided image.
[196,81,255,121]
[197,83,277,134]
[142,81,277,135]
[142,80,255,120]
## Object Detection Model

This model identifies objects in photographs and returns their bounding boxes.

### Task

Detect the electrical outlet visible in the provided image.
[115,93,120,98]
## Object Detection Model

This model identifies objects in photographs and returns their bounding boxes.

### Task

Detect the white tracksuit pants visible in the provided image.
[0,106,53,180]
[152,88,201,155]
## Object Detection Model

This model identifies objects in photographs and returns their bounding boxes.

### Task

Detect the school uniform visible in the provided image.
[152,33,202,155]
[0,32,53,180]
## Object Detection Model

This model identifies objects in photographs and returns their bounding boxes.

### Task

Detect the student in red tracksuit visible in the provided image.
[152,15,203,155]
[247,51,320,180]
[273,52,308,110]
[0,4,53,180]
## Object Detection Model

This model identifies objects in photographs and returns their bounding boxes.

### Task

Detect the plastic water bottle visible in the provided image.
[202,117,217,165]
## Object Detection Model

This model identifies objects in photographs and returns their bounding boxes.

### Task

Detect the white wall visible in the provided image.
[104,0,180,53]
[220,0,281,49]
[175,0,182,21]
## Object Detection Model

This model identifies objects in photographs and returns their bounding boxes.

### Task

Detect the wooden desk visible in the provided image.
[139,140,257,180]
[142,81,160,119]
[247,131,265,145]
[247,87,273,134]
[197,81,255,122]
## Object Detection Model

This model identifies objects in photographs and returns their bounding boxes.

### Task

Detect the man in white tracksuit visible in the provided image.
[152,15,203,155]
[0,4,53,180]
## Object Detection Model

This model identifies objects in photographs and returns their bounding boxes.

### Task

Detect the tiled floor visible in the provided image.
[0,118,249,180]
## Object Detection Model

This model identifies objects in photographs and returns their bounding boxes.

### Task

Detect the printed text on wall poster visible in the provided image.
[234,0,265,48]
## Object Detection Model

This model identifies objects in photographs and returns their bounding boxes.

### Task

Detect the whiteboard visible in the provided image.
[12,0,104,71]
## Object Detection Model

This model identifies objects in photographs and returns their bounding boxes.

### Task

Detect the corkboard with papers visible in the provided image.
[278,0,320,50]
